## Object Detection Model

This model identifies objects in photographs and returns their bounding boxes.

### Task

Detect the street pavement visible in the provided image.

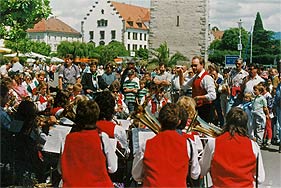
[260,144,281,188]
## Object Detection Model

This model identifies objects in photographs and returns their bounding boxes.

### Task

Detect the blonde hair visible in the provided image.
[244,93,253,100]
[73,83,82,92]
[176,96,197,119]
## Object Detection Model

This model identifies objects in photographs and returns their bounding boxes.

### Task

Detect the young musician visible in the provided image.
[132,103,200,187]
[200,107,265,187]
[61,100,117,187]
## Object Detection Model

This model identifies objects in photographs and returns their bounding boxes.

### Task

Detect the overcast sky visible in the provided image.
[50,0,281,32]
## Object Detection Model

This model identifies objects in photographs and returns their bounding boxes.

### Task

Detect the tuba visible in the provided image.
[131,104,161,134]
[187,113,222,137]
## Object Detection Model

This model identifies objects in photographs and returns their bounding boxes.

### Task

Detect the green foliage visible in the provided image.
[253,12,264,33]
[5,39,51,55]
[56,40,128,64]
[220,28,248,51]
[0,0,51,41]
[208,50,239,66]
[251,12,279,65]
[149,41,186,67]
[136,48,148,60]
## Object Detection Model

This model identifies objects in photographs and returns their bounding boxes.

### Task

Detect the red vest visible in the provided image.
[143,130,189,187]
[151,97,169,114]
[96,120,116,138]
[192,71,212,107]
[61,130,113,187]
[211,132,256,188]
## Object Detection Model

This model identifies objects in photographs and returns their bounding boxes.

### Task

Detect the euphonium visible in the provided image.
[131,104,161,134]
[187,113,222,137]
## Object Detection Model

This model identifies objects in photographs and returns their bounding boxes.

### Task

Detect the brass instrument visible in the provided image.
[132,103,222,137]
[187,113,223,137]
[131,104,161,134]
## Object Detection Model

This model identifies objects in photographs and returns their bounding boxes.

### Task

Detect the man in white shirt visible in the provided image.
[179,56,216,123]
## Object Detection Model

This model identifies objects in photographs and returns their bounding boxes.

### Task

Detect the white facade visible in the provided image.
[28,32,81,52]
[82,0,149,51]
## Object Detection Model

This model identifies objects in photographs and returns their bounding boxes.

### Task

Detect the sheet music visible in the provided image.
[132,128,156,155]
[116,119,131,130]
[42,125,72,153]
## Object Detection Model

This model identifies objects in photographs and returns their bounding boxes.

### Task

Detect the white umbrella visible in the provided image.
[3,52,25,57]
[25,52,49,61]
[26,58,36,63]
[0,47,12,53]
[50,57,64,63]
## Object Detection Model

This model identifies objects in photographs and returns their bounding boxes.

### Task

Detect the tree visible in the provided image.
[0,0,51,42]
[252,12,279,64]
[136,48,148,60]
[5,39,51,56]
[150,41,187,67]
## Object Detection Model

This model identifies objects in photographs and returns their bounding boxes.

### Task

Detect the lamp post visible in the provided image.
[237,19,243,58]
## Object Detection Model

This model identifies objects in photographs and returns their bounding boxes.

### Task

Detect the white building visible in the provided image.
[27,17,82,52]
[82,1,150,52]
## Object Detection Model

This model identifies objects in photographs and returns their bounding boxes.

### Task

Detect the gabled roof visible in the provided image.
[111,1,150,30]
[27,17,80,35]
[211,30,224,40]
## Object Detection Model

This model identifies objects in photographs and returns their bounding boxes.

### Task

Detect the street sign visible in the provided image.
[225,55,239,67]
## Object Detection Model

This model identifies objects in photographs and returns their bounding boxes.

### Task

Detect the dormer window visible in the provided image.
[137,23,142,28]
[127,21,133,26]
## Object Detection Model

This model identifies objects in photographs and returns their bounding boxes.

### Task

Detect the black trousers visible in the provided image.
[196,103,213,124]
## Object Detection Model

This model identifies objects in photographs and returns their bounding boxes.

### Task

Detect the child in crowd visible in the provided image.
[259,82,274,146]
[33,81,53,114]
[146,86,170,118]
[109,80,129,119]
[136,79,148,105]
[238,93,253,138]
[122,70,139,113]
[251,84,269,143]
[69,83,83,102]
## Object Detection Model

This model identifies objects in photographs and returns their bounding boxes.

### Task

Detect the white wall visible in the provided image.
[83,1,124,45]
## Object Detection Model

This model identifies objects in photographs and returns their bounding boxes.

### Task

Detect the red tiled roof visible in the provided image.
[212,30,224,40]
[27,17,80,35]
[111,1,150,30]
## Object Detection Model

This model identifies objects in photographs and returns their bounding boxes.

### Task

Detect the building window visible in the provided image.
[128,32,131,39]
[176,16,180,27]
[144,34,147,41]
[97,19,108,27]
[140,33,142,40]
[111,30,116,39]
[133,32,137,40]
[99,41,105,45]
[133,44,137,51]
[101,9,104,14]
[100,31,105,39]
[140,45,142,49]
[89,31,94,40]
[137,23,142,28]
[54,36,57,41]
[127,44,130,51]
[127,21,133,27]
[144,45,147,49]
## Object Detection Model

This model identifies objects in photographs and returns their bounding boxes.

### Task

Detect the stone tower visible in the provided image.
[149,0,209,62]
